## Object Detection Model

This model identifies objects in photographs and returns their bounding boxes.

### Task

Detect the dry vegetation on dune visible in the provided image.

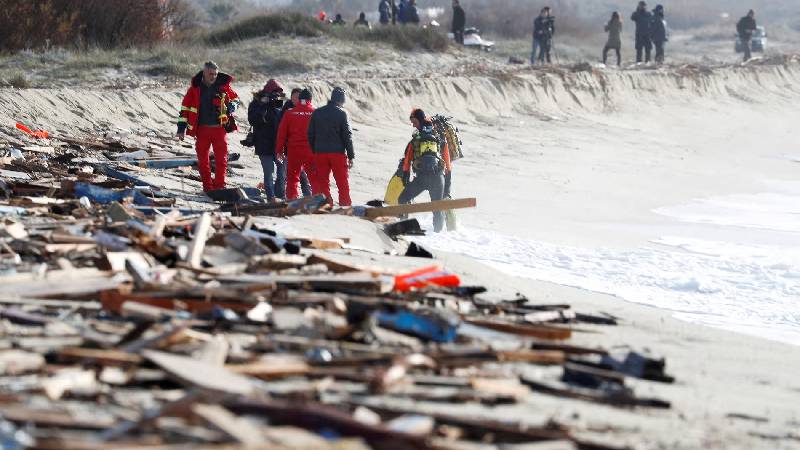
[0,6,450,88]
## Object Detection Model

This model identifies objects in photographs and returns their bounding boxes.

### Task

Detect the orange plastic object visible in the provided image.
[394,265,461,292]
[16,122,49,139]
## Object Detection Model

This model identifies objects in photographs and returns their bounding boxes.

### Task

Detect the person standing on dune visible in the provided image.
[379,0,391,25]
[452,0,466,45]
[603,11,623,66]
[651,5,668,64]
[531,7,555,64]
[737,10,757,62]
[398,109,452,233]
[177,61,240,192]
[631,1,653,63]
[308,87,355,207]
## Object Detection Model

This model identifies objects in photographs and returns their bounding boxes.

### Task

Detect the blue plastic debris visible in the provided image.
[375,310,460,343]
[74,182,155,206]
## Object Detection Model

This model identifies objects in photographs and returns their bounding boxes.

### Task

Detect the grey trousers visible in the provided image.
[398,170,445,232]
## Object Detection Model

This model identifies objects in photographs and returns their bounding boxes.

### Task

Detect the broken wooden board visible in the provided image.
[143,350,257,396]
[0,268,128,298]
[187,213,212,268]
[466,318,572,341]
[364,198,476,219]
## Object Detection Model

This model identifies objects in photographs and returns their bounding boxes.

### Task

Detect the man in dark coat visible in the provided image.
[737,10,757,62]
[452,0,466,45]
[532,7,555,64]
[631,1,653,63]
[308,87,355,206]
[248,79,285,201]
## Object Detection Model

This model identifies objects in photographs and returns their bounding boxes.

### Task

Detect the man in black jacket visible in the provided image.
[737,10,757,62]
[532,7,555,64]
[248,79,285,201]
[308,87,355,206]
[452,0,466,45]
[631,1,653,63]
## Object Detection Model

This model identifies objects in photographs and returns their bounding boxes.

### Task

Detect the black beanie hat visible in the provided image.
[331,87,346,105]
[299,88,312,101]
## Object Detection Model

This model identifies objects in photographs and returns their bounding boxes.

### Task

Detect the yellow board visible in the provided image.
[384,174,405,205]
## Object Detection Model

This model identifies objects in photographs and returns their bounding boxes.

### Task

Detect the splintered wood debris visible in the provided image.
[0,129,675,449]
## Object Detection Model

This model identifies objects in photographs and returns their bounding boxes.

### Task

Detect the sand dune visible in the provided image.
[3,58,800,448]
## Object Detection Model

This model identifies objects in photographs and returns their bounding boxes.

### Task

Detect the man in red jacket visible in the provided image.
[176,61,240,192]
[275,89,317,200]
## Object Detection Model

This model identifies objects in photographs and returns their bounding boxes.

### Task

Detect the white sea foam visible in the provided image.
[413,184,800,346]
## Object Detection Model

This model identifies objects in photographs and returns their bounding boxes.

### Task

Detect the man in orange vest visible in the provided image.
[177,61,240,192]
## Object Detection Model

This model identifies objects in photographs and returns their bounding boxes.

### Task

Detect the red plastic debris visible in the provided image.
[394,265,461,292]
[16,122,49,139]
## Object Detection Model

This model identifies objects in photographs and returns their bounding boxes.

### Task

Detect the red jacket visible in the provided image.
[177,71,240,137]
[275,101,314,157]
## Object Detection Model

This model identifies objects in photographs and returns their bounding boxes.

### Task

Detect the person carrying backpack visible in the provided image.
[398,109,452,232]
[651,5,668,64]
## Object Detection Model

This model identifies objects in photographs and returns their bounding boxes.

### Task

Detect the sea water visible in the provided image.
[413,181,800,346]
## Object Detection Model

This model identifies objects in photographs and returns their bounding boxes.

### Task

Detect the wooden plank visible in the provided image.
[59,347,143,365]
[0,405,114,429]
[365,198,476,218]
[192,404,264,446]
[143,350,257,396]
[100,289,256,315]
[465,318,572,341]
[187,213,212,268]
[227,355,310,379]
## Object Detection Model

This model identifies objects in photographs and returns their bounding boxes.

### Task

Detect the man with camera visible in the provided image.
[532,7,555,65]
[247,79,286,201]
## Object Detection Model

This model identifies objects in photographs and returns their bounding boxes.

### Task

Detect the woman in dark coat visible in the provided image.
[603,12,623,66]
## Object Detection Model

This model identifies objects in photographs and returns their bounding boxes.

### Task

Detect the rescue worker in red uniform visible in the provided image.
[275,89,317,200]
[307,87,355,207]
[177,61,240,192]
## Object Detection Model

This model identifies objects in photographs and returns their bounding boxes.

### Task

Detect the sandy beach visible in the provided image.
[2,51,800,448]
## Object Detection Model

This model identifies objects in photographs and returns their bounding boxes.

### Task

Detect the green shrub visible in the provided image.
[205,12,325,45]
[8,73,30,89]
[205,12,449,52]
[332,26,450,52]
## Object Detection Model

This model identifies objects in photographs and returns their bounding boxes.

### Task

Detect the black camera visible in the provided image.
[240,130,255,147]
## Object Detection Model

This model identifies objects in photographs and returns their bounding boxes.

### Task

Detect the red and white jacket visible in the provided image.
[275,100,315,158]
[177,71,240,137]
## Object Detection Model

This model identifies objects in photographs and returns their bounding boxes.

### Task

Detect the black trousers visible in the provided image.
[454,29,464,44]
[635,37,652,63]
[603,45,621,66]
[398,170,445,232]
[742,38,752,61]
[654,42,665,63]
